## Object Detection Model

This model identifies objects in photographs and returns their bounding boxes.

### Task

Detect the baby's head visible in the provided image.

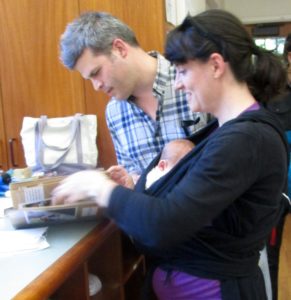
[158,139,194,173]
[145,139,194,189]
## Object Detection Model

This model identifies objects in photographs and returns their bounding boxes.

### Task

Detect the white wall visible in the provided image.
[165,0,291,25]
[224,0,291,24]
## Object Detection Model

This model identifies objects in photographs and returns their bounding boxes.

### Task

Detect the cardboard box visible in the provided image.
[9,176,65,208]
[7,176,99,229]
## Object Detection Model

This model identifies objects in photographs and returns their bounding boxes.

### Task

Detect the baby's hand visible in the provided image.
[106,165,135,189]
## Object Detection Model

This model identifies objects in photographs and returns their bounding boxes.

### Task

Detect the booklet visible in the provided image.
[5,199,98,229]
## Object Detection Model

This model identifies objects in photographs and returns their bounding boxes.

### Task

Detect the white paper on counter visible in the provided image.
[0,227,49,256]
[0,197,13,218]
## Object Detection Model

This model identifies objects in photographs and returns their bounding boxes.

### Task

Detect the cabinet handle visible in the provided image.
[9,138,19,167]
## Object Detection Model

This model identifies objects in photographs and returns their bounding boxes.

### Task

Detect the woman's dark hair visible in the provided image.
[165,9,286,103]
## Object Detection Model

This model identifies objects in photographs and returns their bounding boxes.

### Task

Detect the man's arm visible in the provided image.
[106,104,142,176]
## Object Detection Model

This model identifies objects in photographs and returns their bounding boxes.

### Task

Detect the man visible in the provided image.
[59,11,207,181]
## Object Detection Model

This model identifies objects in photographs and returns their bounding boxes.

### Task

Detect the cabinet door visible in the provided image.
[0,0,167,170]
[0,89,8,170]
[79,0,166,52]
[0,0,85,168]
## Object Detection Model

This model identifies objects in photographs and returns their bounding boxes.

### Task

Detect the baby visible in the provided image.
[145,139,194,189]
[106,139,194,189]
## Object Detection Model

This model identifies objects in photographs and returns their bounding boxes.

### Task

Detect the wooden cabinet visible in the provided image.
[88,230,145,300]
[0,0,86,169]
[50,221,145,300]
[0,1,166,298]
[0,90,9,170]
[0,0,166,171]
[9,219,145,300]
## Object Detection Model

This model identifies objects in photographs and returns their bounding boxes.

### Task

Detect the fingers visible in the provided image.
[51,170,98,205]
[51,183,86,205]
[105,165,129,185]
[106,165,120,173]
[106,165,126,175]
[106,165,123,174]
[50,169,115,207]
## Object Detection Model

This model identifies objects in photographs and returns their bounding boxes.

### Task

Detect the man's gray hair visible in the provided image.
[60,11,139,69]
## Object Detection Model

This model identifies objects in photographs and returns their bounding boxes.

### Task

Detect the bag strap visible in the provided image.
[34,113,83,171]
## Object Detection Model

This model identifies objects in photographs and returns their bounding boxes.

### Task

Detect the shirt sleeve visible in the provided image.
[105,103,142,175]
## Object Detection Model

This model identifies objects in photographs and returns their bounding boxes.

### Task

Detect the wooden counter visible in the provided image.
[0,218,145,300]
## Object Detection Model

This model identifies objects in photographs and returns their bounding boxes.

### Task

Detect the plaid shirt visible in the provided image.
[106,52,207,175]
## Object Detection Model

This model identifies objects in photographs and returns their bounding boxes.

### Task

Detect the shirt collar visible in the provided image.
[148,51,173,97]
[127,52,173,104]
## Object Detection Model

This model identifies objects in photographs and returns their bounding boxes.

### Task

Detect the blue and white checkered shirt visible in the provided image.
[106,52,207,175]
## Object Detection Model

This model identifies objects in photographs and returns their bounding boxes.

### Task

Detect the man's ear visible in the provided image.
[112,38,128,58]
[157,160,168,171]
[209,53,226,79]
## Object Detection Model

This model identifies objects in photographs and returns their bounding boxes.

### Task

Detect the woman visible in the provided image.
[265,32,291,299]
[52,10,289,300]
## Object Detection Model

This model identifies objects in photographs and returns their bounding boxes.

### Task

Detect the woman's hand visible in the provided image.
[51,170,117,207]
[106,165,135,189]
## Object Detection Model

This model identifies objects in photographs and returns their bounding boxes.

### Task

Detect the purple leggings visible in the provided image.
[152,267,222,300]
